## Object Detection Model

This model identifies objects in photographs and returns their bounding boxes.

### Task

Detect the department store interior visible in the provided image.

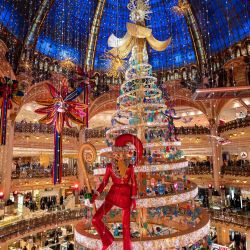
[0,0,249,250]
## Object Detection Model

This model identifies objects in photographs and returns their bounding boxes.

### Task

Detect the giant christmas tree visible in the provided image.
[75,1,210,249]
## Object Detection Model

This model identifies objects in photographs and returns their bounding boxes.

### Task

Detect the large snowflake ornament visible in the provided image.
[127,0,152,23]
[172,0,189,16]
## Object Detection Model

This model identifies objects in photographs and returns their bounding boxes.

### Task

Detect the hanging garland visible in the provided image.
[0,77,24,145]
[35,80,87,184]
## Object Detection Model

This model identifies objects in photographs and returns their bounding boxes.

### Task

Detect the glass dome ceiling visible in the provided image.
[0,0,249,70]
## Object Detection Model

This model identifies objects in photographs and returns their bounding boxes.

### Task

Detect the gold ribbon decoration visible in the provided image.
[107,22,171,60]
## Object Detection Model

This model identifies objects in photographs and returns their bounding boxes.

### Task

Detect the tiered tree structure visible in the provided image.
[75,1,210,249]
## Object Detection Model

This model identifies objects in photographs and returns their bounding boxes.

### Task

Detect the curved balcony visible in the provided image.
[15,122,79,138]
[0,207,248,246]
[15,118,250,145]
[85,126,211,140]
[210,210,250,228]
[85,127,107,139]
[218,117,250,133]
[221,164,250,177]
[176,126,210,135]
[0,208,87,244]
[11,166,77,179]
[187,165,212,175]
[95,182,198,209]
[187,163,250,177]
[85,118,250,140]
[74,209,210,250]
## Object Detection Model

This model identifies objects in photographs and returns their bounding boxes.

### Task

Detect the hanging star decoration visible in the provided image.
[127,0,152,23]
[35,80,87,133]
[60,58,76,71]
[103,52,127,78]
[35,79,87,184]
[0,77,24,145]
[172,0,189,16]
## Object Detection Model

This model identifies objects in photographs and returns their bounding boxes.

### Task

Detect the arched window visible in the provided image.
[236,47,241,57]
[182,69,187,80]
[174,70,179,80]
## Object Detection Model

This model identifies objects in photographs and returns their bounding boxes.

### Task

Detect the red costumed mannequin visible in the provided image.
[91,134,143,250]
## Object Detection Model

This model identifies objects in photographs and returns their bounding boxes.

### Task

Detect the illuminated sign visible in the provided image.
[240,151,248,159]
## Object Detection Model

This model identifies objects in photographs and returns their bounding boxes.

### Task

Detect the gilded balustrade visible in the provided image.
[0,208,87,244]
[14,122,79,138]
[85,118,250,140]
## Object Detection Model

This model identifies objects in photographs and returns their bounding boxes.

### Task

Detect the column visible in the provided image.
[215,225,230,246]
[0,40,18,200]
[0,242,9,250]
[210,120,222,190]
[78,128,86,189]
[39,154,50,167]
[246,231,250,250]
[0,119,15,200]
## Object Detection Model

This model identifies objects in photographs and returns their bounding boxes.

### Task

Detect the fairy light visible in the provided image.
[94,160,188,175]
[95,184,198,208]
[1,1,249,248]
[75,218,210,249]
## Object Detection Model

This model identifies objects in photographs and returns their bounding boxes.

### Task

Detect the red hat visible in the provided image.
[114,134,143,165]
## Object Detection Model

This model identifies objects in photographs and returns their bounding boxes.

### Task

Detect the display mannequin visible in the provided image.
[91,134,143,250]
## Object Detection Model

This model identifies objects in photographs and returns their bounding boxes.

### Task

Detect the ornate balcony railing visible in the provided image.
[11,166,77,179]
[176,126,210,135]
[221,164,250,177]
[218,117,250,133]
[187,165,212,175]
[210,210,250,228]
[15,122,79,138]
[0,208,87,243]
[187,163,250,177]
[85,118,250,139]
[84,127,107,139]
[85,126,210,139]
[14,117,250,141]
[0,207,248,244]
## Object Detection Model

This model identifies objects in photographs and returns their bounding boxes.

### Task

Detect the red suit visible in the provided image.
[92,162,137,250]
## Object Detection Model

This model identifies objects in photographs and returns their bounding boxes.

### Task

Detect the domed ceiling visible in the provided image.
[94,0,196,70]
[0,0,249,70]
